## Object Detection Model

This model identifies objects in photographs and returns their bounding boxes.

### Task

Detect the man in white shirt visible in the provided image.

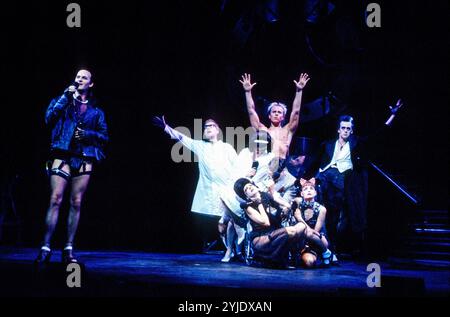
[316,100,403,257]
[153,115,238,250]
[317,116,355,254]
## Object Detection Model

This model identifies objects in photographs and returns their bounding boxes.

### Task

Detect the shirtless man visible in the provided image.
[239,73,310,161]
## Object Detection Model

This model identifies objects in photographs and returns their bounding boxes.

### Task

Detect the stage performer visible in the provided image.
[316,99,404,258]
[291,178,330,268]
[35,69,108,264]
[239,73,310,164]
[234,178,331,268]
[153,115,238,254]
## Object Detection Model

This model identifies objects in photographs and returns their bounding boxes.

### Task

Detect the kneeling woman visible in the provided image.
[292,178,331,268]
[234,178,330,268]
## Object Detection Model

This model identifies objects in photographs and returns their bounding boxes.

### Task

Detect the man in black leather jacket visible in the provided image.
[35,69,108,264]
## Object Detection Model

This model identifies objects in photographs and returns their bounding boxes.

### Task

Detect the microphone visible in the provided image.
[64,81,80,96]
[70,81,80,91]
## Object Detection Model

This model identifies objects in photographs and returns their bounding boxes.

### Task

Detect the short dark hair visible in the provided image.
[234,178,253,201]
[338,115,354,129]
[204,119,219,128]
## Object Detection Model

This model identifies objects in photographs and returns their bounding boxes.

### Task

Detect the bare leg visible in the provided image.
[43,160,70,246]
[285,222,306,239]
[218,216,228,249]
[233,222,246,255]
[218,222,227,243]
[304,227,327,254]
[222,220,236,262]
[67,174,90,246]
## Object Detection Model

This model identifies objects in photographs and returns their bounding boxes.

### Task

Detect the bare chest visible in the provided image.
[268,127,290,142]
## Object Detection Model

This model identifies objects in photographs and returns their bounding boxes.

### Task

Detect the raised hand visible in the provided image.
[389,99,404,114]
[239,73,257,92]
[293,73,310,91]
[64,84,78,97]
[152,115,167,129]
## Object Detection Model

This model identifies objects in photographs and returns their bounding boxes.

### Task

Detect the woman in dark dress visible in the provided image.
[234,178,330,268]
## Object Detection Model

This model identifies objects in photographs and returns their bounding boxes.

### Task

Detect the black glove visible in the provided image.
[152,115,166,129]
[389,99,403,115]
[291,200,298,211]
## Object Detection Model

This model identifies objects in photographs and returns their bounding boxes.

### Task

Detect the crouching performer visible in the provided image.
[291,178,334,268]
[233,178,331,268]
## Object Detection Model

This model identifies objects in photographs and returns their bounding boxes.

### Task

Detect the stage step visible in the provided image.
[417,210,448,215]
[413,228,450,236]
[397,242,450,259]
[391,250,450,262]
[414,214,449,224]
[388,257,450,270]
[391,209,449,267]
[405,235,450,243]
[412,221,449,227]
[403,239,450,250]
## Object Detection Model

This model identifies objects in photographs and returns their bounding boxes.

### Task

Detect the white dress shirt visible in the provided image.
[320,140,353,173]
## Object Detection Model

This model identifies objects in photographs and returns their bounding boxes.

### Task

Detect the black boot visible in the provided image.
[35,246,52,265]
[62,246,78,264]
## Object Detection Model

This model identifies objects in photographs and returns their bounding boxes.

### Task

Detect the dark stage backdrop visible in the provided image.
[1,1,448,252]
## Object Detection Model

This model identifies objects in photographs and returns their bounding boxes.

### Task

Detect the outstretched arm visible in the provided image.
[385,99,404,126]
[153,115,187,141]
[357,99,405,142]
[239,73,267,131]
[287,73,310,133]
[152,115,199,153]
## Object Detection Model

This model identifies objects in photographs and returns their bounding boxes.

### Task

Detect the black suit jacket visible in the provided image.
[318,135,368,173]
[310,125,389,233]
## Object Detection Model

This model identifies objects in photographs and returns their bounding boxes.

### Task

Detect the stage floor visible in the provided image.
[0,247,448,297]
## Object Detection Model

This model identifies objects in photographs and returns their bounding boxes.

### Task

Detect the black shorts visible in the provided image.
[47,151,94,180]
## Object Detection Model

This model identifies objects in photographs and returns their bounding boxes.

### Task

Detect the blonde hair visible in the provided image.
[266,102,287,116]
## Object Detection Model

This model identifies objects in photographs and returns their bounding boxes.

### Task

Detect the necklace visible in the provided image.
[73,96,89,104]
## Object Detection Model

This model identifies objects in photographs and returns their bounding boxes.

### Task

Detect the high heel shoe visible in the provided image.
[34,246,52,265]
[221,250,234,263]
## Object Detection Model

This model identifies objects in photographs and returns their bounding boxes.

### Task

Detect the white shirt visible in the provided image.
[219,148,276,220]
[320,140,353,173]
[235,148,276,192]
[165,125,238,216]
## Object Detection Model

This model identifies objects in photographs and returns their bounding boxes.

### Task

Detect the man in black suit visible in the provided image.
[316,100,403,258]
